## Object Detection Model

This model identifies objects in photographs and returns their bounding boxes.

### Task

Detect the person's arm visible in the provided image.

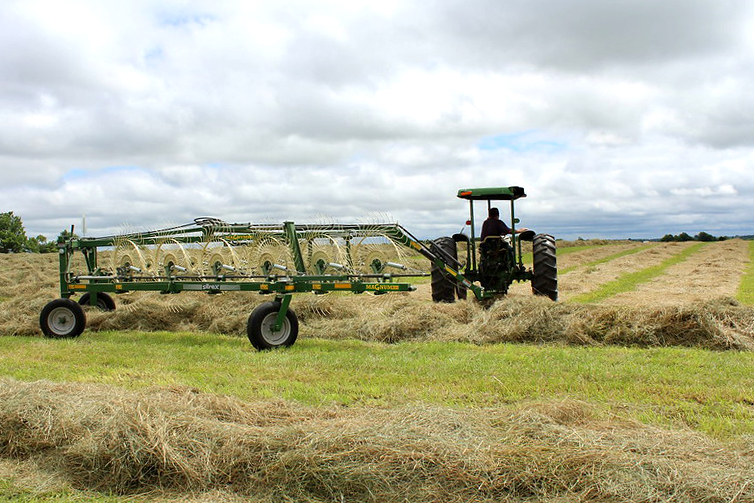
[501,221,529,235]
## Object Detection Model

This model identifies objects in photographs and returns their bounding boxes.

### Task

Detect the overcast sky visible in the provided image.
[2,0,753,240]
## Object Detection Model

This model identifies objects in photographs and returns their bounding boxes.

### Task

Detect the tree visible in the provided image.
[0,211,27,253]
[26,234,57,253]
[57,228,77,242]
[695,231,716,242]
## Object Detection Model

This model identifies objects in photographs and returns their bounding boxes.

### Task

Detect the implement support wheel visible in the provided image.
[78,292,116,311]
[247,301,299,350]
[40,298,86,338]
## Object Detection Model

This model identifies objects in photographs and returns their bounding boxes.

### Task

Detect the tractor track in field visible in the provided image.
[603,239,750,307]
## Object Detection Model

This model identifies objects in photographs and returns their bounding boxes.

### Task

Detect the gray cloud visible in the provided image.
[428,0,751,69]
[1,0,753,241]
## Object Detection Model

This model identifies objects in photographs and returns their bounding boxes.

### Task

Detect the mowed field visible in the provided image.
[1,239,754,502]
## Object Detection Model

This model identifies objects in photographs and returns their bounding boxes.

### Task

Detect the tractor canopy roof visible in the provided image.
[456,186,526,201]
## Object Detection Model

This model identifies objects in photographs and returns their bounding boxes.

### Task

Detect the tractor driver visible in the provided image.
[480,207,528,240]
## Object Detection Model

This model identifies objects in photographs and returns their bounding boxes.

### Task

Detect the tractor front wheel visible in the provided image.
[247,301,299,350]
[40,299,86,338]
[532,233,558,301]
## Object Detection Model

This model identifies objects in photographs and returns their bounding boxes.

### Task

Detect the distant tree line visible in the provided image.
[659,231,726,242]
[0,211,71,253]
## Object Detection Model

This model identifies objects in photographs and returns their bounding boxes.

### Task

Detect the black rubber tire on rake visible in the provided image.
[78,292,116,311]
[40,298,86,339]
[247,301,299,350]
[532,233,558,301]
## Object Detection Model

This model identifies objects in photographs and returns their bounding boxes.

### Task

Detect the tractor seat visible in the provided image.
[479,236,510,253]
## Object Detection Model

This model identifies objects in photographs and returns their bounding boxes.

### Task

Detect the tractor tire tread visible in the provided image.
[532,233,558,301]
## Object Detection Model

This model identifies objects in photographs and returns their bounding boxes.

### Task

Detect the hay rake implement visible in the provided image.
[40,186,557,349]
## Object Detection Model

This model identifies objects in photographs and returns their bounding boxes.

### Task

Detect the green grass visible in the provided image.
[0,478,122,503]
[399,273,431,285]
[736,241,754,305]
[1,331,753,439]
[570,242,706,304]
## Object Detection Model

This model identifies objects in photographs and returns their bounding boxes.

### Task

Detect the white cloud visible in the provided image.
[0,0,753,241]
[671,185,738,197]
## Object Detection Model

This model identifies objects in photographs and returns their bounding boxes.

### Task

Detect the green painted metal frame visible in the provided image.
[55,220,494,327]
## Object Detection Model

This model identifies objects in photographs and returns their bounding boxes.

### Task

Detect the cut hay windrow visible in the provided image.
[604,238,750,307]
[569,242,707,303]
[276,294,754,350]
[557,242,655,275]
[0,379,752,502]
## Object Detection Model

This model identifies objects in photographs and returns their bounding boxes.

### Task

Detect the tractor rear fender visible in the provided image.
[518,230,536,242]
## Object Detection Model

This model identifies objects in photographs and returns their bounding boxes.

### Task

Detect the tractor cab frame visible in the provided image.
[456,186,530,283]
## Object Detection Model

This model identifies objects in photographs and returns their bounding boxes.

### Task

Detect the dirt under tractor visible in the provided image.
[39,186,557,349]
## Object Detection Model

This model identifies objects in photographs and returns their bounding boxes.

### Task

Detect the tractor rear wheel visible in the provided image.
[78,292,116,311]
[532,233,558,301]
[247,301,299,350]
[40,299,86,338]
[431,237,465,303]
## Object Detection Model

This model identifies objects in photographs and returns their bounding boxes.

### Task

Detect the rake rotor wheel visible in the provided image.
[250,237,291,275]
[350,234,404,274]
[156,239,196,275]
[112,240,153,275]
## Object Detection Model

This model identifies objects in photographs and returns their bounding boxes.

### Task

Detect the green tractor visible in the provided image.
[429,186,557,303]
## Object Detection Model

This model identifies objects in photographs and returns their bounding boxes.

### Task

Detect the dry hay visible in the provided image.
[556,238,623,248]
[557,241,699,301]
[0,378,753,502]
[301,294,754,351]
[554,241,648,271]
[604,239,750,307]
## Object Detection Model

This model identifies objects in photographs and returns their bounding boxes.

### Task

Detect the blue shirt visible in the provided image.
[481,218,511,240]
